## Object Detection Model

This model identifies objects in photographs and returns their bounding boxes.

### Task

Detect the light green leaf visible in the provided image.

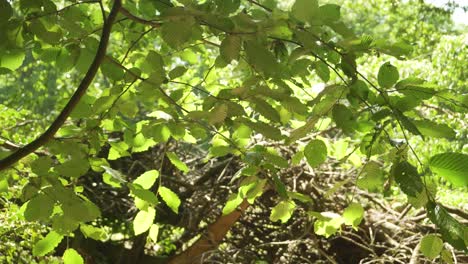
[419,234,443,260]
[101,165,127,184]
[251,98,281,123]
[80,224,107,241]
[169,66,187,79]
[319,4,341,22]
[440,248,454,264]
[222,192,243,215]
[63,248,84,264]
[161,17,195,48]
[304,139,327,168]
[287,191,313,203]
[314,214,343,238]
[342,203,364,229]
[133,170,159,189]
[52,214,80,235]
[159,186,181,214]
[133,207,156,235]
[208,104,228,125]
[291,0,319,24]
[244,120,283,141]
[270,200,296,223]
[314,61,330,82]
[429,152,468,187]
[220,35,241,63]
[244,41,280,76]
[166,152,189,173]
[0,50,25,71]
[148,224,159,243]
[142,50,165,74]
[32,231,64,256]
[357,161,385,192]
[24,193,55,221]
[413,120,455,139]
[129,185,158,206]
[377,62,399,88]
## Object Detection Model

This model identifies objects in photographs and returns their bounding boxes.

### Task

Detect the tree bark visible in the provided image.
[168,199,250,264]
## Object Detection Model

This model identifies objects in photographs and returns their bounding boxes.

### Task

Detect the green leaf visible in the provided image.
[80,224,107,241]
[56,158,90,178]
[441,248,454,264]
[314,61,330,82]
[287,191,313,203]
[52,214,79,235]
[168,66,187,79]
[215,0,240,14]
[133,207,156,235]
[61,199,101,223]
[142,51,165,74]
[100,60,124,81]
[24,193,55,221]
[377,62,399,88]
[244,41,280,76]
[357,161,385,192]
[270,200,296,223]
[251,98,281,123]
[419,234,443,260]
[0,0,13,23]
[426,202,466,251]
[0,50,26,71]
[392,161,423,197]
[245,120,283,141]
[342,203,364,229]
[208,104,228,125]
[63,248,84,264]
[222,192,243,215]
[291,0,319,25]
[304,139,327,168]
[166,152,189,173]
[148,224,159,243]
[429,153,468,187]
[101,165,127,184]
[161,17,195,48]
[129,185,158,207]
[159,186,181,214]
[30,156,53,176]
[413,120,456,139]
[319,4,341,22]
[32,231,64,256]
[133,170,159,189]
[332,104,355,134]
[220,35,241,63]
[313,213,343,238]
[394,109,423,137]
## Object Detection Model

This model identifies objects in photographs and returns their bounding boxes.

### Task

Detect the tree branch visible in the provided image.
[168,199,250,264]
[0,0,122,171]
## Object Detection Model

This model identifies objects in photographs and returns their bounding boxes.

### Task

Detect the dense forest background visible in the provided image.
[0,0,467,263]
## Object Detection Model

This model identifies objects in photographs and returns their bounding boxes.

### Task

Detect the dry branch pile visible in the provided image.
[74,140,467,264]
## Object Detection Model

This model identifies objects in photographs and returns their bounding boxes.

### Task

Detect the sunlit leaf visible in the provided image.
[270,200,296,223]
[429,152,468,187]
[63,248,84,264]
[159,186,181,214]
[133,207,156,235]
